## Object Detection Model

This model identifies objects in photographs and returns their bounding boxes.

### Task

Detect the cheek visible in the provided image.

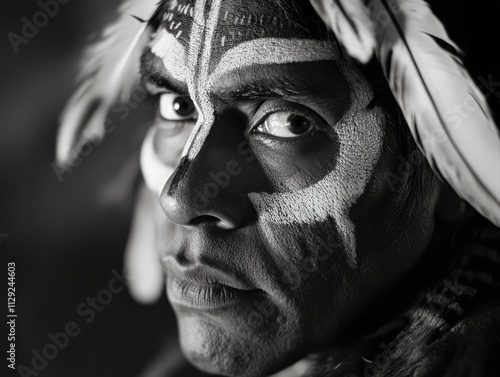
[248,105,385,269]
[141,123,196,196]
[141,128,175,196]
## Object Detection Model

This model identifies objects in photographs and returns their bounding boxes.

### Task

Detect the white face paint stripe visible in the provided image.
[151,29,188,82]
[207,38,337,87]
[186,0,207,102]
[180,0,223,161]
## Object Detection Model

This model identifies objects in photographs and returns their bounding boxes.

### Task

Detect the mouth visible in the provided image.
[167,275,262,310]
[163,256,262,310]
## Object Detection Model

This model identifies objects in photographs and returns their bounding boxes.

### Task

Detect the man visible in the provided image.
[57,0,500,376]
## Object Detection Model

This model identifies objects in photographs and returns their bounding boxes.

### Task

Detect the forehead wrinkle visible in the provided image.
[207,38,338,88]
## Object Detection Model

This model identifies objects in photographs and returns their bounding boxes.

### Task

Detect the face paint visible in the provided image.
[148,5,379,267]
[249,71,383,268]
[139,1,437,376]
[144,0,338,195]
[180,0,221,161]
[207,38,337,87]
[149,0,337,163]
[150,29,188,83]
[144,0,221,195]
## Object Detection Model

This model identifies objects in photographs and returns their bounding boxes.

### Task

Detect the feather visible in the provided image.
[314,0,500,226]
[125,182,164,305]
[310,0,376,63]
[363,0,500,226]
[56,0,160,166]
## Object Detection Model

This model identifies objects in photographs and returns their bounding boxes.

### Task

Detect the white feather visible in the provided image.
[310,0,376,63]
[366,0,500,226]
[56,0,160,166]
[125,182,164,305]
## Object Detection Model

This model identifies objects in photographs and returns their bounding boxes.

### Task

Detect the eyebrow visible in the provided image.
[142,70,186,94]
[140,50,188,94]
[212,79,303,101]
[209,61,347,102]
[140,49,347,103]
[141,67,309,103]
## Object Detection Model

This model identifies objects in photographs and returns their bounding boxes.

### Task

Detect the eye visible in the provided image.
[253,111,315,138]
[159,94,198,121]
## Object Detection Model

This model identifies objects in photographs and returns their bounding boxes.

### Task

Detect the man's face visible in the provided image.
[140,0,436,375]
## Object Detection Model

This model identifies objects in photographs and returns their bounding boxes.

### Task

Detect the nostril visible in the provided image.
[188,215,220,226]
[188,215,239,230]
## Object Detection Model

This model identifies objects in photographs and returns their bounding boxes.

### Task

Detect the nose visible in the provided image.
[159,112,259,229]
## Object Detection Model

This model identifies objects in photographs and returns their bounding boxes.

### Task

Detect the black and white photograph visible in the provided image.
[2,0,500,376]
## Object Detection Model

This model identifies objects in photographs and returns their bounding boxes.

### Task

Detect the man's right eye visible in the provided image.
[159,94,198,121]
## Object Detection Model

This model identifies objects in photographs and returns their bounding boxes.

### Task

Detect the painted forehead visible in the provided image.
[153,0,330,72]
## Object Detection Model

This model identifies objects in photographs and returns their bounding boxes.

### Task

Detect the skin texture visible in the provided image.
[139,0,438,375]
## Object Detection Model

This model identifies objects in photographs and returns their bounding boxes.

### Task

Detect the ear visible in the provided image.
[435,182,476,224]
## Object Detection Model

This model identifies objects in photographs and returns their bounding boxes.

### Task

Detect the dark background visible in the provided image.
[0,1,191,377]
[1,1,499,377]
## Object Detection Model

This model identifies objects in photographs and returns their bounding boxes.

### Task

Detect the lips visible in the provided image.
[163,256,262,310]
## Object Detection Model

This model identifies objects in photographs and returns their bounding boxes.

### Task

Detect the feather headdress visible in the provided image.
[56,0,160,166]
[311,0,500,227]
[310,0,375,63]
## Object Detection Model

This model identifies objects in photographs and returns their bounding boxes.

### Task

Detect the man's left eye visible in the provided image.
[253,111,315,138]
[159,94,198,121]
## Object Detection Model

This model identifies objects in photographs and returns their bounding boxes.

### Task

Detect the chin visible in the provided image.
[175,310,305,377]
